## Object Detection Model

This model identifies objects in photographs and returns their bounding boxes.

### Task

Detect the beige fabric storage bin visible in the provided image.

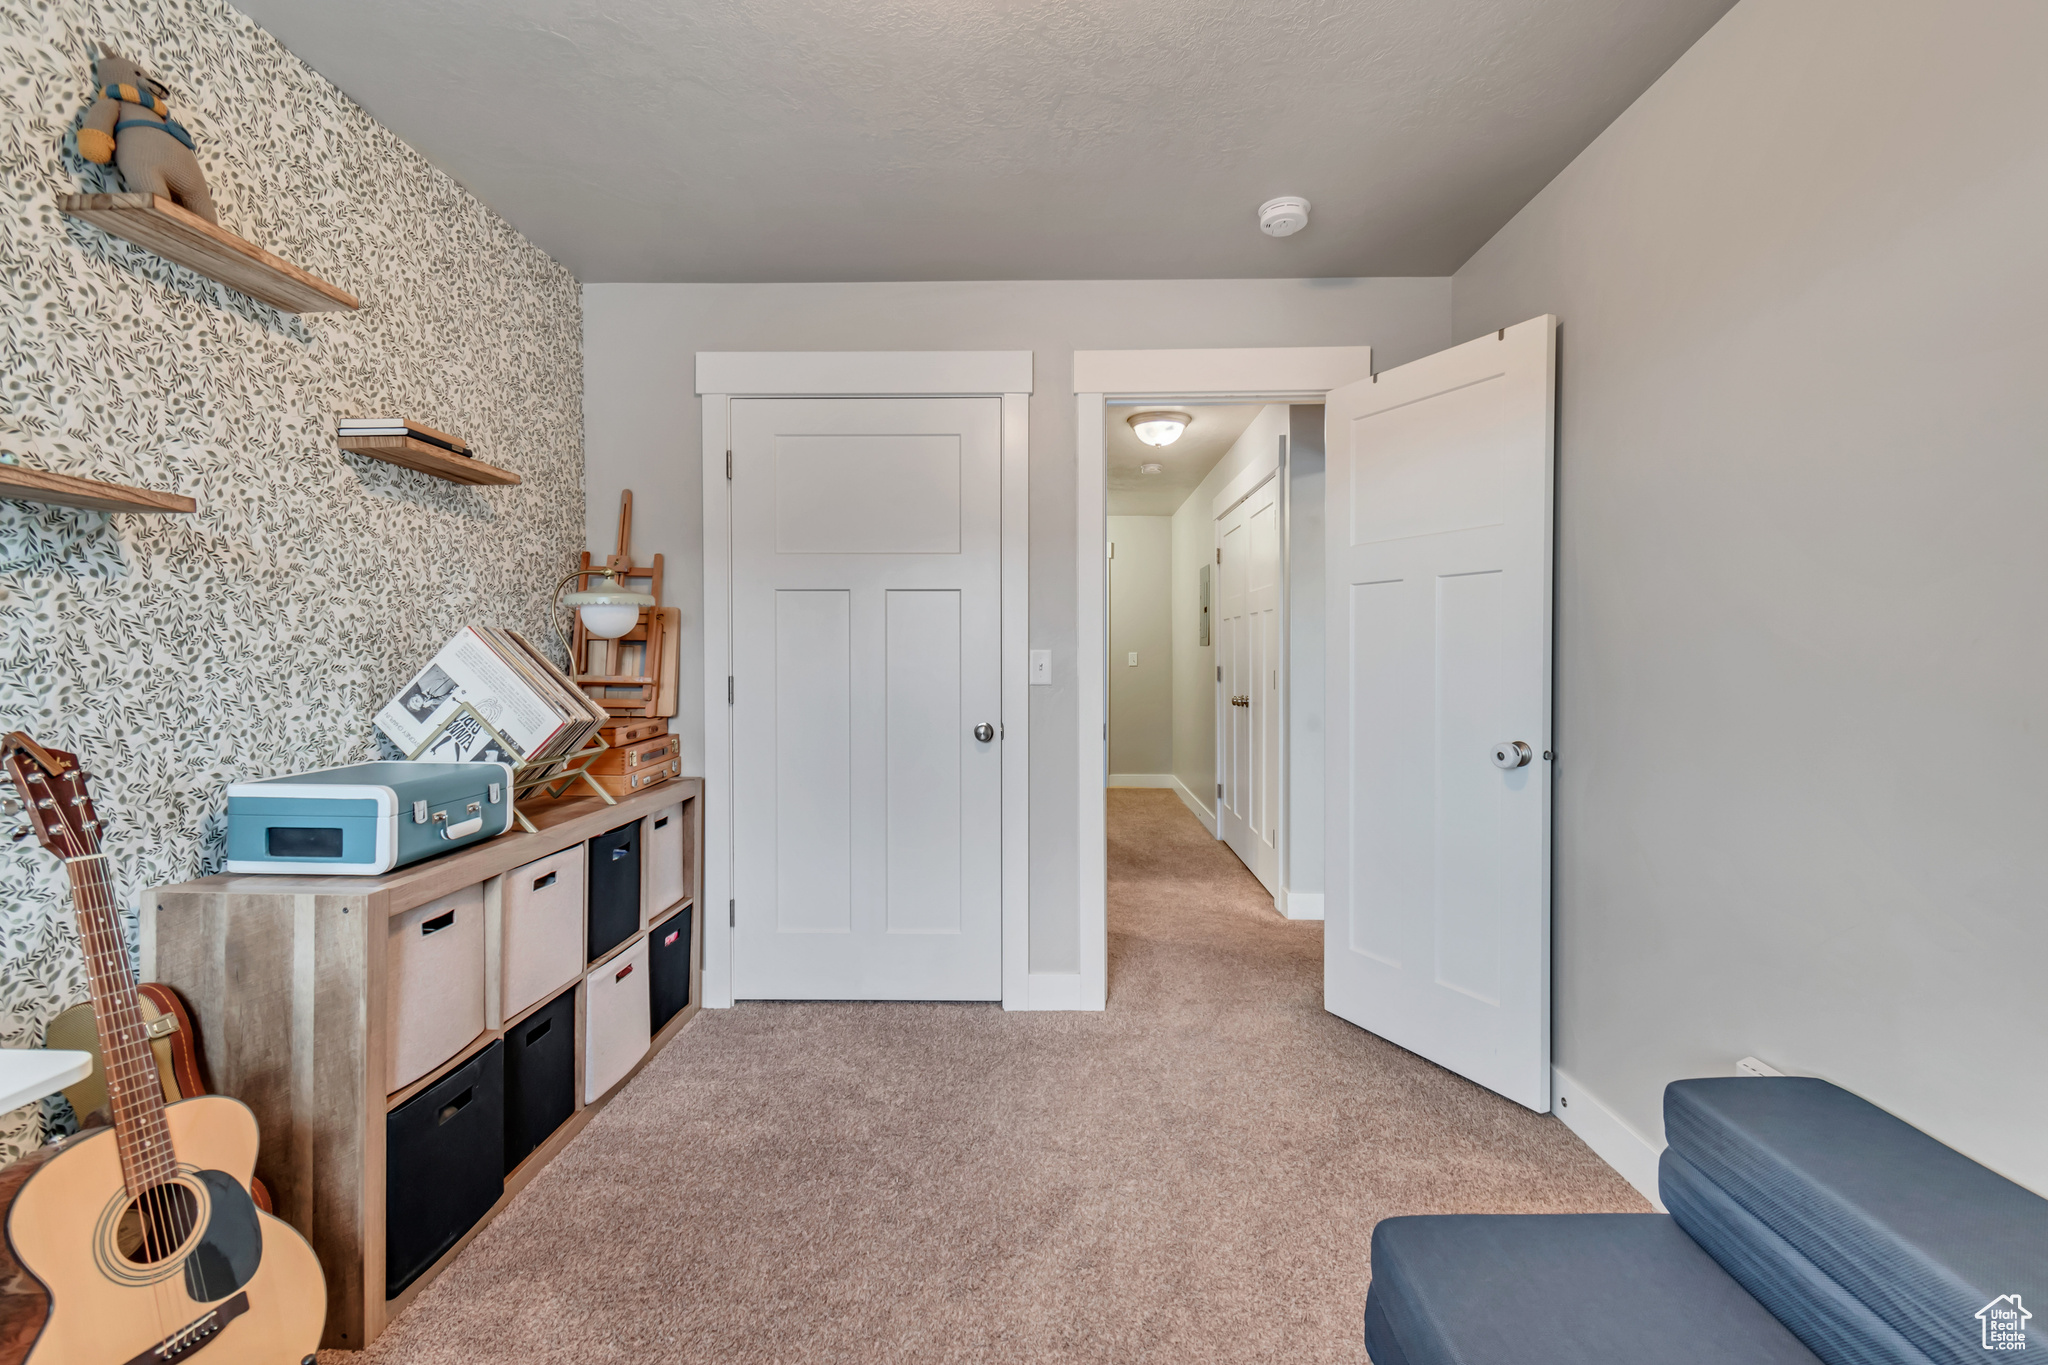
[499,846,586,1021]
[387,884,486,1093]
[583,938,650,1103]
[643,800,687,926]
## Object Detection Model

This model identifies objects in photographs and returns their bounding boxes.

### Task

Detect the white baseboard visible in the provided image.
[1107,773,1176,787]
[1283,891,1324,921]
[1552,1065,1665,1209]
[1017,972,1083,1010]
[1169,776,1218,836]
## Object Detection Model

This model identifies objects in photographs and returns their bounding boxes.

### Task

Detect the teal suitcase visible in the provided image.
[225,760,515,874]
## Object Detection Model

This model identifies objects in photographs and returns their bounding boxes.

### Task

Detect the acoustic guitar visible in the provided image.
[45,985,275,1215]
[1,733,324,1365]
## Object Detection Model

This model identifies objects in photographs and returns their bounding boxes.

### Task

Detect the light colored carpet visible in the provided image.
[340,789,1645,1363]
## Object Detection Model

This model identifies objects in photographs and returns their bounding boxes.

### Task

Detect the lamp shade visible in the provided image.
[563,585,655,639]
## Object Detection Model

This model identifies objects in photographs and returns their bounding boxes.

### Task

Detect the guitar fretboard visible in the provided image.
[66,852,178,1194]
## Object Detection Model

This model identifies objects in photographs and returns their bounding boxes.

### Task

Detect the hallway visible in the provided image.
[343,789,1642,1365]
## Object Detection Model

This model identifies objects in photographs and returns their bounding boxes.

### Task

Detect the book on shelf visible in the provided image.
[337,418,469,455]
[376,625,606,766]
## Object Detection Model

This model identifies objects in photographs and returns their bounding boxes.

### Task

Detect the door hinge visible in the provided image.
[1215,548,1221,564]
[725,449,733,479]
[1217,782,1223,798]
[1216,665,1222,683]
[727,675,734,705]
[728,899,735,927]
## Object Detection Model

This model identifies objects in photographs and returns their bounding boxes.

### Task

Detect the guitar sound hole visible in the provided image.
[115,1180,201,1263]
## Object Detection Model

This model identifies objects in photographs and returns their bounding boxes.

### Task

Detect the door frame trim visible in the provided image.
[698,352,1034,1009]
[1074,347,1372,1011]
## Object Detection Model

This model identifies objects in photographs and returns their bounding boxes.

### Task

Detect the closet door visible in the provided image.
[1216,472,1281,895]
[728,397,1004,1000]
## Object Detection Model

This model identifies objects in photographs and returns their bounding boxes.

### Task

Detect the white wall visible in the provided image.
[1107,515,1173,777]
[584,278,1451,974]
[1453,0,2048,1191]
[1286,405,1326,899]
[1170,405,1292,813]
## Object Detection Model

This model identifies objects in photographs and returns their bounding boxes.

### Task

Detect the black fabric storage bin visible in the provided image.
[386,1040,504,1297]
[587,819,642,962]
[502,986,576,1174]
[648,906,692,1033]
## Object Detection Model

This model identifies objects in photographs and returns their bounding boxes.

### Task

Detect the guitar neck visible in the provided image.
[64,852,177,1196]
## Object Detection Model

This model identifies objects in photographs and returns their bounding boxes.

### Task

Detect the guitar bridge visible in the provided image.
[123,1291,249,1365]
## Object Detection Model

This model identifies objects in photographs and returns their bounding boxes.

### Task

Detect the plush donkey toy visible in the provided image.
[75,45,217,224]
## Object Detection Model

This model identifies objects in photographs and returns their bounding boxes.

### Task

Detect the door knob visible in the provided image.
[1491,740,1533,769]
[974,723,995,743]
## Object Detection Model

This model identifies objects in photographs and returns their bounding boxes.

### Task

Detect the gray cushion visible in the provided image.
[1365,1213,1823,1365]
[1664,1078,2047,1365]
[1661,1148,1931,1365]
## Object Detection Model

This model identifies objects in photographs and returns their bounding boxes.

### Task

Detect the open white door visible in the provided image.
[1323,317,1555,1111]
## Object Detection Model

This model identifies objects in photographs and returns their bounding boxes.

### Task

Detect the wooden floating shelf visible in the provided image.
[59,193,359,314]
[338,434,521,486]
[0,462,196,514]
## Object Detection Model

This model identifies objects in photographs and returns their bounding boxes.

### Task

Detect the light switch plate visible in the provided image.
[1127,652,1138,666]
[1030,649,1051,685]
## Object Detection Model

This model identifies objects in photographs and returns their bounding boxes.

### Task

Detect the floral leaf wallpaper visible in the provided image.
[0,0,584,1162]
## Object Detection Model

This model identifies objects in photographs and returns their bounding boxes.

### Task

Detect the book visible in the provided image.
[338,418,469,453]
[497,628,608,761]
[376,625,580,763]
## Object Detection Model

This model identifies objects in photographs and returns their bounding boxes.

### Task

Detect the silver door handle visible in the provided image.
[1491,741,1532,769]
[974,723,995,742]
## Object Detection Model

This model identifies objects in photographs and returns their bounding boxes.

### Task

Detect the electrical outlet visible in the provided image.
[1127,652,1138,667]
[1735,1056,1784,1078]
[1030,649,1051,685]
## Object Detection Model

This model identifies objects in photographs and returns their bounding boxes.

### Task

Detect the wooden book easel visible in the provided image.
[571,491,675,718]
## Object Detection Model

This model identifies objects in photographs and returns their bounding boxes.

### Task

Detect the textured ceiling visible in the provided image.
[1107,404,1263,516]
[234,0,1734,282]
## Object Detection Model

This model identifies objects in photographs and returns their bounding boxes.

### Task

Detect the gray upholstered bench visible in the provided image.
[1364,1077,2046,1364]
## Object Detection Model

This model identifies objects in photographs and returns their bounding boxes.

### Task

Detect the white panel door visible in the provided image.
[730,397,1003,999]
[1216,472,1281,894]
[1323,316,1555,1110]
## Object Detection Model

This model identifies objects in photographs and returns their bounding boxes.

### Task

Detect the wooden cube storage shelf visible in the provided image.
[141,778,701,1351]
[59,193,359,314]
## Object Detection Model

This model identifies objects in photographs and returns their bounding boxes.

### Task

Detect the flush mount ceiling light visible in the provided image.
[1140,462,1164,475]
[1259,196,1310,237]
[1128,411,1192,447]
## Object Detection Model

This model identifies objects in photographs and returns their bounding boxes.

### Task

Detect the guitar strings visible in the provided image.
[67,846,182,1340]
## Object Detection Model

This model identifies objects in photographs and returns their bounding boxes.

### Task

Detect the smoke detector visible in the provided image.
[1259,196,1310,238]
